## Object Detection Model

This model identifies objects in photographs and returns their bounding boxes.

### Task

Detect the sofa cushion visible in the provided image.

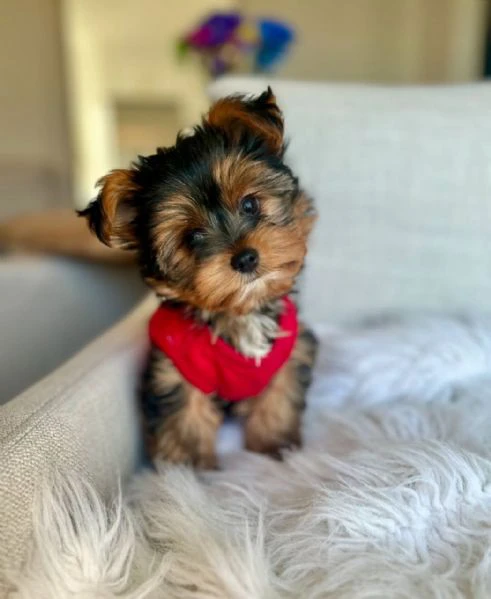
[209,78,491,323]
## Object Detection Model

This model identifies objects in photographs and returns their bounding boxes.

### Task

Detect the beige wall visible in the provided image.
[62,0,236,206]
[63,0,488,206]
[62,0,118,209]
[0,0,71,217]
[243,0,488,83]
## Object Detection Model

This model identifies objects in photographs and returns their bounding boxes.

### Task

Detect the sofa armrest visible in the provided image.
[0,295,157,591]
[0,256,146,404]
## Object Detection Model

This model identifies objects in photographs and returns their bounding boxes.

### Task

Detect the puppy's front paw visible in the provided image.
[153,430,219,470]
[193,452,219,471]
[145,385,222,471]
[245,423,302,461]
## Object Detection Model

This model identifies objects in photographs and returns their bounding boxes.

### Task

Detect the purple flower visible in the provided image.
[187,13,242,48]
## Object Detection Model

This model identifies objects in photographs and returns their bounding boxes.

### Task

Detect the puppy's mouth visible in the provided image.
[241,264,296,293]
[282,260,299,271]
[242,260,299,279]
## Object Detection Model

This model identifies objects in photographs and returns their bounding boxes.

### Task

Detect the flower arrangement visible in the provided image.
[178,12,295,77]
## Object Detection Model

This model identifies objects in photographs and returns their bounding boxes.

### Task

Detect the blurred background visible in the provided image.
[0,0,489,217]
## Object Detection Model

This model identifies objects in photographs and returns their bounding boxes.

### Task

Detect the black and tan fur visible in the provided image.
[79,88,317,468]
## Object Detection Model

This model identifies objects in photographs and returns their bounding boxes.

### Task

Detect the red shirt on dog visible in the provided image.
[149,297,298,401]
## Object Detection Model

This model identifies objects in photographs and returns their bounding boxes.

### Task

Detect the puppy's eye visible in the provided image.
[240,195,259,216]
[185,228,206,249]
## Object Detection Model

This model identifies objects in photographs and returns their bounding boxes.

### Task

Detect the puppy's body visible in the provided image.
[80,89,317,468]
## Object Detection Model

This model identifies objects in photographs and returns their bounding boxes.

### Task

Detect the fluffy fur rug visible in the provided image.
[9,315,491,598]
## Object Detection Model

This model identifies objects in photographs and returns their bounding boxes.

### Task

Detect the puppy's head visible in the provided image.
[79,88,315,314]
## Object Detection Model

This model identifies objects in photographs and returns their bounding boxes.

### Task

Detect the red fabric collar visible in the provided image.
[149,297,298,401]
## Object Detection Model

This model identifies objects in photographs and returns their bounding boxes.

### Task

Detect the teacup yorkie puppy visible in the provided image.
[79,88,317,468]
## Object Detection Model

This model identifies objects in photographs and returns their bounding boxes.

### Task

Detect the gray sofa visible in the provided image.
[0,256,145,404]
[2,78,491,593]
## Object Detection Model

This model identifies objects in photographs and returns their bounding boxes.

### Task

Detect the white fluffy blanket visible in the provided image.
[10,316,491,598]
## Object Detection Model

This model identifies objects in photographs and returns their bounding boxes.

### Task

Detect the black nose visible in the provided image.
[231,248,259,273]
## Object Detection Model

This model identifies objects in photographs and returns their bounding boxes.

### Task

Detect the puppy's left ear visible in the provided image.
[77,168,139,250]
[207,87,284,155]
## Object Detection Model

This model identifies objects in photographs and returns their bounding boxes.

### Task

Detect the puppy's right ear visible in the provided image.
[77,169,139,249]
[206,87,284,155]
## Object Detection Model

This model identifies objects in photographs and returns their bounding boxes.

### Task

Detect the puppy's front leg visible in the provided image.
[244,326,318,458]
[141,348,222,469]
